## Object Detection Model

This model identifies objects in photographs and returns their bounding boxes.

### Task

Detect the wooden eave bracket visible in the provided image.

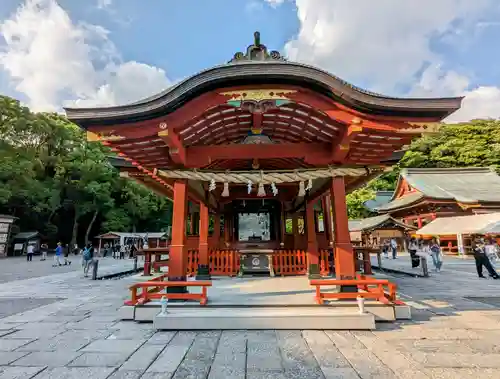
[158,128,186,165]
[332,119,363,162]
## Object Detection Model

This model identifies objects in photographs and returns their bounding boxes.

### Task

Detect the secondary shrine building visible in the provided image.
[65,32,462,281]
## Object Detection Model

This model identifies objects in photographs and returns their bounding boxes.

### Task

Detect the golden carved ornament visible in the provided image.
[86,131,126,142]
[220,89,296,102]
[397,123,442,134]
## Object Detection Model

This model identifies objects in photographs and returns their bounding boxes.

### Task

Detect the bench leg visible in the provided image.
[200,287,208,305]
[315,286,324,305]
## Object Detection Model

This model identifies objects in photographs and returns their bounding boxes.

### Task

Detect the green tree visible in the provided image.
[0,95,173,247]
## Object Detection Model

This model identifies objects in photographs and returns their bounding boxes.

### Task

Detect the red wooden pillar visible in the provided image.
[322,195,333,245]
[169,180,188,290]
[331,177,356,280]
[417,216,423,229]
[213,213,221,249]
[306,201,320,278]
[197,202,210,279]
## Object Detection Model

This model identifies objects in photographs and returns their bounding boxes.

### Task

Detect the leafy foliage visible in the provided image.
[0,95,172,247]
[346,120,500,219]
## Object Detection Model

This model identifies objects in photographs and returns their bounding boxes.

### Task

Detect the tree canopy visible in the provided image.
[0,96,172,247]
[346,119,500,219]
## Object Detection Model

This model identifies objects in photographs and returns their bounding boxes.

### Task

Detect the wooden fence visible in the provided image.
[187,250,240,277]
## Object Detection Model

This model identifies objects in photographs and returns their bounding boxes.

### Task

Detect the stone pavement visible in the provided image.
[0,255,137,284]
[1,257,500,378]
[371,252,499,279]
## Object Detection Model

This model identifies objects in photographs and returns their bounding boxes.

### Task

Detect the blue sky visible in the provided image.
[1,0,500,122]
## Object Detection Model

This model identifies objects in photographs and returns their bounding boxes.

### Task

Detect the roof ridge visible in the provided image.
[402,167,495,175]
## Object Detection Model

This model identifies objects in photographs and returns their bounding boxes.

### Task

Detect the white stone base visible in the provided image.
[134,304,161,322]
[394,305,412,320]
[118,306,135,320]
[153,307,376,330]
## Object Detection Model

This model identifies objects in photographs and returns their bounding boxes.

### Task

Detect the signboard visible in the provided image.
[14,243,23,251]
[0,223,9,233]
[350,231,362,242]
[0,234,6,243]
[373,229,403,239]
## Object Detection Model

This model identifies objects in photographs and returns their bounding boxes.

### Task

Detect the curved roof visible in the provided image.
[65,33,462,126]
[349,214,416,232]
[377,167,500,212]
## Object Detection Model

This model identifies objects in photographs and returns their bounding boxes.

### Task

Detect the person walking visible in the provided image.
[53,242,63,267]
[63,244,72,265]
[381,239,389,259]
[408,237,420,268]
[26,244,34,262]
[40,243,48,261]
[485,237,499,269]
[472,236,499,279]
[390,238,398,259]
[82,243,94,277]
[429,237,443,272]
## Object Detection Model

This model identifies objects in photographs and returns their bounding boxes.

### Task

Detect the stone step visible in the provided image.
[153,307,376,330]
[123,301,409,323]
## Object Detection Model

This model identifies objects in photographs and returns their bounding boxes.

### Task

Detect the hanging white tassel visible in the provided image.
[208,179,216,192]
[306,179,313,191]
[247,181,252,194]
[221,182,229,197]
[298,181,306,197]
[271,182,278,196]
[257,183,266,197]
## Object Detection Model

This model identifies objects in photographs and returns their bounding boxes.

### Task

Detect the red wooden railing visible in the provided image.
[272,250,308,275]
[187,250,240,277]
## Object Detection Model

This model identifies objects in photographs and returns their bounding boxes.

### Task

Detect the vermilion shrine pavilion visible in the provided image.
[65,33,462,294]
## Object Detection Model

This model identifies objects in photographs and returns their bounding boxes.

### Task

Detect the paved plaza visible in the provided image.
[0,256,500,378]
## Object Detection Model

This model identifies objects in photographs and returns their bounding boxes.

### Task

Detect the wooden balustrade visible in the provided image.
[187,250,240,276]
[272,250,308,275]
[125,280,212,306]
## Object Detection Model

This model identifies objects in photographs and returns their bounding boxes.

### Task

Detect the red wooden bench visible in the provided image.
[124,280,212,306]
[152,260,169,271]
[310,278,398,305]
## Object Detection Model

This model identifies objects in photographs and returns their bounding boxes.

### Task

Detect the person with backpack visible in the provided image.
[82,243,94,277]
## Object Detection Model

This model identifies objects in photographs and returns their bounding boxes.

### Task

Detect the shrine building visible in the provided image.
[65,32,462,284]
[372,167,500,252]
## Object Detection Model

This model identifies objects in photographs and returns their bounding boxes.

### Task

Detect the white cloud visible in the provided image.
[97,0,112,9]
[284,0,500,122]
[265,0,286,8]
[0,0,170,111]
[447,86,500,122]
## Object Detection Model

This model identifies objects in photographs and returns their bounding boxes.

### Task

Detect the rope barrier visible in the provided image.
[156,166,381,184]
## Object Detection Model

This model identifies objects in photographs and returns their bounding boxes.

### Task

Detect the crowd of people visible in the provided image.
[25,240,140,278]
[380,235,500,279]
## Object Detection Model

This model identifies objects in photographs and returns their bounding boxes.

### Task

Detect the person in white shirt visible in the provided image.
[390,238,398,259]
[408,237,419,268]
[485,237,499,269]
[26,244,34,262]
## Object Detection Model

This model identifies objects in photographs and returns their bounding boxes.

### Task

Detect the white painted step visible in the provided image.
[153,307,375,330]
